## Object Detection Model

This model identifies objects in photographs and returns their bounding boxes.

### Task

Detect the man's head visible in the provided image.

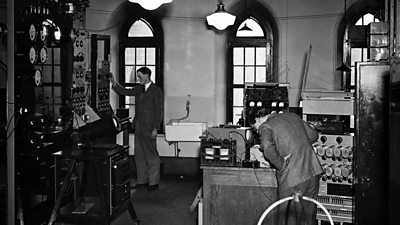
[137,66,152,85]
[247,108,275,131]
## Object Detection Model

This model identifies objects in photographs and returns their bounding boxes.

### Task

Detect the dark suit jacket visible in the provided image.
[258,112,323,193]
[112,82,163,132]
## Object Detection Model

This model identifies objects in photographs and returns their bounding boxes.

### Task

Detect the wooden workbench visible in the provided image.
[201,166,278,225]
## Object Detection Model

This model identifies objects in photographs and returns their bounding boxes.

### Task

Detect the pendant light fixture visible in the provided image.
[238,0,252,32]
[336,0,351,72]
[206,2,236,31]
[129,0,173,10]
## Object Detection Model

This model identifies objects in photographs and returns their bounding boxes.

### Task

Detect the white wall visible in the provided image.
[85,0,354,157]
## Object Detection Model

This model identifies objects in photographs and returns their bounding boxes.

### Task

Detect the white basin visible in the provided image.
[165,122,207,142]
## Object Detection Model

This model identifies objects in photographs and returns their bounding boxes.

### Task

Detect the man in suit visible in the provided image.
[110,66,163,191]
[248,109,323,225]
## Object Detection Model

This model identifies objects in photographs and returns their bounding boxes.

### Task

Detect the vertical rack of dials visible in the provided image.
[302,91,355,225]
[14,1,65,224]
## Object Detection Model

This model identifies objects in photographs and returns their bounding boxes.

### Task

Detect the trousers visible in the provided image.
[134,124,160,185]
[277,175,320,225]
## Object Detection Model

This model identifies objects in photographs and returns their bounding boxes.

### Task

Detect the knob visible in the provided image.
[323,164,333,177]
[324,145,334,158]
[333,165,342,177]
[315,144,325,157]
[341,146,353,159]
[341,165,352,178]
[333,146,342,158]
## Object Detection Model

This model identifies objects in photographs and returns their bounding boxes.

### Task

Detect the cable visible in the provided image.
[251,164,275,203]
[6,114,20,140]
[257,193,334,225]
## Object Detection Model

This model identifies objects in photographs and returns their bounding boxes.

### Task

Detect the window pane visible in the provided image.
[97,40,105,61]
[245,48,255,65]
[43,66,52,83]
[244,67,254,83]
[54,66,61,83]
[125,48,136,64]
[136,48,145,65]
[255,67,266,82]
[233,66,244,84]
[43,86,52,101]
[351,48,361,66]
[233,88,244,107]
[363,13,375,25]
[233,48,244,65]
[126,96,135,105]
[45,48,53,65]
[127,104,136,120]
[362,48,368,61]
[355,18,363,26]
[125,66,136,83]
[256,47,266,65]
[236,18,264,37]
[147,66,156,82]
[233,107,244,125]
[54,86,62,104]
[128,19,153,37]
[146,48,156,64]
[350,70,355,86]
[53,48,60,64]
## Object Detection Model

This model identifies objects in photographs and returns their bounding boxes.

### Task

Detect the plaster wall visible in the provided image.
[85,0,352,157]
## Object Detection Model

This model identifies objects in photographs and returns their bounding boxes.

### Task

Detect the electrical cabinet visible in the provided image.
[52,144,138,224]
[354,62,389,225]
[302,61,390,225]
[302,91,355,225]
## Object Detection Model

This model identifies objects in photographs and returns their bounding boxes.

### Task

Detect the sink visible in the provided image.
[165,122,207,142]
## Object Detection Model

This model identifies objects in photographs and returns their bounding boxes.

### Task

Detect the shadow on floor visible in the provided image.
[113,175,202,225]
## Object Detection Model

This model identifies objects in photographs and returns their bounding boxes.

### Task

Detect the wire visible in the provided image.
[251,165,275,203]
[6,117,19,140]
[257,194,334,225]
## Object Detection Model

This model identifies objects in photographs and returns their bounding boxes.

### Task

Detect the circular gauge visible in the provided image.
[29,46,38,64]
[40,47,47,64]
[34,68,43,87]
[112,115,121,132]
[40,25,49,42]
[29,24,37,42]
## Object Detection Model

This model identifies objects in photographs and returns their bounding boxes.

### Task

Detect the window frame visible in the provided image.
[119,13,164,132]
[336,2,384,90]
[226,7,278,124]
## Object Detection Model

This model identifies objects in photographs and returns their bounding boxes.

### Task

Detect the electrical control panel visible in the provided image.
[244,83,289,126]
[302,91,355,225]
[313,134,354,224]
[96,60,111,115]
[72,31,90,118]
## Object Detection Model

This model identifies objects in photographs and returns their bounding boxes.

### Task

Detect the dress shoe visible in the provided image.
[147,184,159,191]
[131,183,148,189]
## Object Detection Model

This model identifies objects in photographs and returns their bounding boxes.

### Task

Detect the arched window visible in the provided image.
[337,1,385,91]
[119,14,164,132]
[344,13,381,89]
[227,12,277,125]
